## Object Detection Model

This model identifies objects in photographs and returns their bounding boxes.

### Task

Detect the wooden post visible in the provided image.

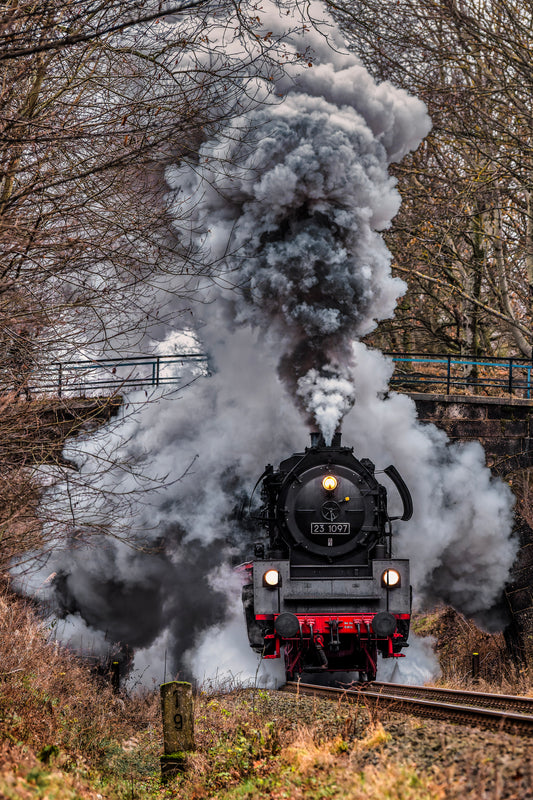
[110,660,120,694]
[160,681,195,779]
[472,652,480,681]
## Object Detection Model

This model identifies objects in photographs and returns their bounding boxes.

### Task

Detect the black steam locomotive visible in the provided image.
[241,433,413,681]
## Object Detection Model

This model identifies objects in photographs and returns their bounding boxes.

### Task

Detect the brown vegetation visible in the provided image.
[413,607,524,690]
[0,586,160,796]
[0,1,532,796]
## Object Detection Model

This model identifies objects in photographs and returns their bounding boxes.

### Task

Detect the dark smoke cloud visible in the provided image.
[49,529,230,656]
[168,43,430,438]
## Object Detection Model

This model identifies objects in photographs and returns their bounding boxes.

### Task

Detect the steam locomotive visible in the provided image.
[241,433,413,681]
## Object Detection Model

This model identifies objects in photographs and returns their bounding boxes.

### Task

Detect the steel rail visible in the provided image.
[282,681,533,737]
[367,681,533,714]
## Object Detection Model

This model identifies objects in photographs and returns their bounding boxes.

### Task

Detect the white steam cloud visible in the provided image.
[342,343,515,623]
[11,0,515,686]
[297,368,356,446]
[378,633,441,685]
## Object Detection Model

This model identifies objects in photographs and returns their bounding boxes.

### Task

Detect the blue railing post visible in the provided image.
[446,355,451,394]
[508,358,513,395]
[156,356,160,387]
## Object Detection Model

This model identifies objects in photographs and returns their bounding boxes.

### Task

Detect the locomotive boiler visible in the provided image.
[241,432,413,681]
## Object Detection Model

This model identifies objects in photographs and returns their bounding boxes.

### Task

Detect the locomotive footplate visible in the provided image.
[256,612,410,659]
[281,612,409,640]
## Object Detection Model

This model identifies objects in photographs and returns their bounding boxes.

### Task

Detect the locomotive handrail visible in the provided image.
[383,465,413,521]
[385,351,533,399]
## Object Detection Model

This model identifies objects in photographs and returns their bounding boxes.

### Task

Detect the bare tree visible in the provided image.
[0,0,308,361]
[327,0,533,358]
[1,2,209,362]
[0,0,308,560]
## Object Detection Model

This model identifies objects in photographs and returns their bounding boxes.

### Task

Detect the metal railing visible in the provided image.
[4,352,208,398]
[386,352,533,399]
[5,350,532,401]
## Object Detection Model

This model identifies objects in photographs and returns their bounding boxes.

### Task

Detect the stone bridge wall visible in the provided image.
[410,392,533,475]
[409,392,533,662]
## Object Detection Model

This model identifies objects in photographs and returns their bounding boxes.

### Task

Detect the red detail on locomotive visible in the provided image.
[259,611,409,636]
[256,611,410,663]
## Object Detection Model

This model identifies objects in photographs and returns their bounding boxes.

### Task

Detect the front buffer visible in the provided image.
[242,558,411,681]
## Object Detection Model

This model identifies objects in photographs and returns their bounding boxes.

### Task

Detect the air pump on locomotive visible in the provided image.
[241,432,413,681]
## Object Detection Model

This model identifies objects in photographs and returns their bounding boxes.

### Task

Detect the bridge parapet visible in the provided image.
[409,392,533,476]
[1,352,207,398]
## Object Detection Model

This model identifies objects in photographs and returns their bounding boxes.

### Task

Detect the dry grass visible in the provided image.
[412,606,533,693]
[0,470,43,570]
[205,709,447,800]
[282,725,336,772]
[0,589,160,776]
[0,597,530,800]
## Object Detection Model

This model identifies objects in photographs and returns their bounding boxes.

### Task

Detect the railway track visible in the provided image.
[282,681,533,737]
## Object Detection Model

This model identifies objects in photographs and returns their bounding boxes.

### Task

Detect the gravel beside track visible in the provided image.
[267,687,533,798]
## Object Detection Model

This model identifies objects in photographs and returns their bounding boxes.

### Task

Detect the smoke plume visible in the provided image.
[12,0,515,685]
[166,7,431,438]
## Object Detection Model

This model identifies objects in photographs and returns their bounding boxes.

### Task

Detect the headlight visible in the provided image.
[322,475,338,491]
[382,568,401,588]
[263,569,281,588]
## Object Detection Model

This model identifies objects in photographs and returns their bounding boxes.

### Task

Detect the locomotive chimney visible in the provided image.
[310,431,342,448]
[310,432,326,448]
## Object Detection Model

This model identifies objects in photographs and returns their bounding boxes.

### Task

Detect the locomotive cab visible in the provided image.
[242,433,413,681]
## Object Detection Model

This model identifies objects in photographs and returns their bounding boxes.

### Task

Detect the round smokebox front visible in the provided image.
[279,464,375,556]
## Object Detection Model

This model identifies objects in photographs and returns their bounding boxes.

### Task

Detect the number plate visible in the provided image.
[310,523,350,535]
